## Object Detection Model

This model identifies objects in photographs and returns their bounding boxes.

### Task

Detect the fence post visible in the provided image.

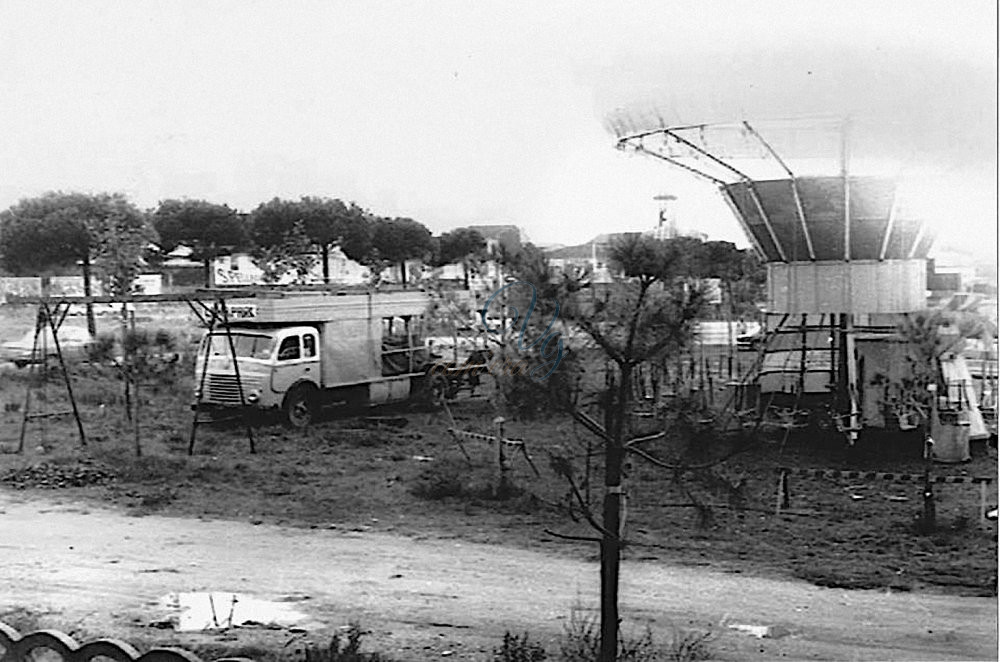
[920,469,936,533]
[494,416,509,495]
[980,480,988,531]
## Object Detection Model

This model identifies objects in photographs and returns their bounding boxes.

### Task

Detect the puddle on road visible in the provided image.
[159,592,313,631]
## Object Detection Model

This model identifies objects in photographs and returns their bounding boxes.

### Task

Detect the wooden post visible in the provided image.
[17,308,45,453]
[775,470,789,514]
[980,480,988,531]
[921,468,936,534]
[44,302,86,449]
[130,311,141,457]
[189,302,218,456]
[494,416,508,495]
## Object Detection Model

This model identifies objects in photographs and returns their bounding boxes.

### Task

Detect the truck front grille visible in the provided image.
[205,373,263,405]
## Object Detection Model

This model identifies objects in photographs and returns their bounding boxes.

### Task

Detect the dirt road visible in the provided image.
[0,492,995,661]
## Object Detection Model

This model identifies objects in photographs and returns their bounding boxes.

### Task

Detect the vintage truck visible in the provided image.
[192,289,445,426]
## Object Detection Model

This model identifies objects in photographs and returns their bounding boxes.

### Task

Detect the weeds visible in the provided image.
[304,623,392,662]
[556,606,715,662]
[494,631,548,662]
[556,608,598,662]
[665,626,716,662]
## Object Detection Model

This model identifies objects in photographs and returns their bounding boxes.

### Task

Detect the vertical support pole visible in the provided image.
[494,415,508,495]
[841,116,852,262]
[189,301,218,456]
[798,314,809,400]
[921,468,936,534]
[775,470,789,514]
[130,310,141,457]
[17,306,45,453]
[46,302,86,448]
[844,314,860,444]
[120,302,133,424]
[979,480,987,531]
[406,316,414,374]
[40,306,50,444]
[706,358,714,407]
[220,300,256,454]
[830,312,837,394]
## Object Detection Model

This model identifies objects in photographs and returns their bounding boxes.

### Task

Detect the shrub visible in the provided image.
[493,346,585,420]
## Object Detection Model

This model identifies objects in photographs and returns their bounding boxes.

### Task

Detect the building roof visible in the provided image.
[463,224,521,242]
[545,243,607,260]
[543,232,644,260]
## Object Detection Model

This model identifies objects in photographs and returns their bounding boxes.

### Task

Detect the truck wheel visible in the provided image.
[284,386,317,428]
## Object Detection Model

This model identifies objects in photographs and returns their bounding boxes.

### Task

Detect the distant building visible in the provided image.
[211,247,371,287]
[545,232,640,284]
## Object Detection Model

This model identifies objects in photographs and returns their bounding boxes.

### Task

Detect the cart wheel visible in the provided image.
[414,373,450,409]
[283,385,317,428]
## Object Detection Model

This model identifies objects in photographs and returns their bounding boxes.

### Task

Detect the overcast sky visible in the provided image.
[0,1,996,256]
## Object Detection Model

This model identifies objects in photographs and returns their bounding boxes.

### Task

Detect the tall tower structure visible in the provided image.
[652,194,678,240]
[612,117,951,445]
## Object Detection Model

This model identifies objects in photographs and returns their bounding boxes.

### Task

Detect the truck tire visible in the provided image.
[283,385,317,428]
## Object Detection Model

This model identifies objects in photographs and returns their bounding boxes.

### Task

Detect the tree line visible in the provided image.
[0,191,763,321]
[0,191,495,286]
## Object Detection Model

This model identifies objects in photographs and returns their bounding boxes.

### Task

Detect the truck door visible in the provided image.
[271,330,321,395]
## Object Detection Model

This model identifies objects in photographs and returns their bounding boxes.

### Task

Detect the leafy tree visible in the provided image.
[370,217,433,286]
[89,202,158,298]
[0,192,154,335]
[556,234,705,660]
[249,197,372,283]
[152,199,250,286]
[251,220,319,284]
[434,228,487,289]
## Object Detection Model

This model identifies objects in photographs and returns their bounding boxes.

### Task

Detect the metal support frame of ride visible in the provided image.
[17,300,86,452]
[8,291,261,456]
[616,123,802,264]
[186,297,256,456]
[742,120,816,261]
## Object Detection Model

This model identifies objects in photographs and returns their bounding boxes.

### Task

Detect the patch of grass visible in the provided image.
[99,453,189,483]
[411,459,466,500]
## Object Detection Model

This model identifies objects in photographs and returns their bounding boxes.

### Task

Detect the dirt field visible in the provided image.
[0,302,997,660]
[1,491,996,662]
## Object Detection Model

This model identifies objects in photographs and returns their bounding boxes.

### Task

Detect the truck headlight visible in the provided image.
[247,390,261,404]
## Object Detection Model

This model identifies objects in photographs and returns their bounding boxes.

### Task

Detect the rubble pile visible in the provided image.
[2,459,117,489]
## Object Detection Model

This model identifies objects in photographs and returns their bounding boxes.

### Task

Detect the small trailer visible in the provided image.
[192,289,447,426]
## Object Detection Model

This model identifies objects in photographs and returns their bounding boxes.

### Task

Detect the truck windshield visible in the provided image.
[203,333,275,360]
